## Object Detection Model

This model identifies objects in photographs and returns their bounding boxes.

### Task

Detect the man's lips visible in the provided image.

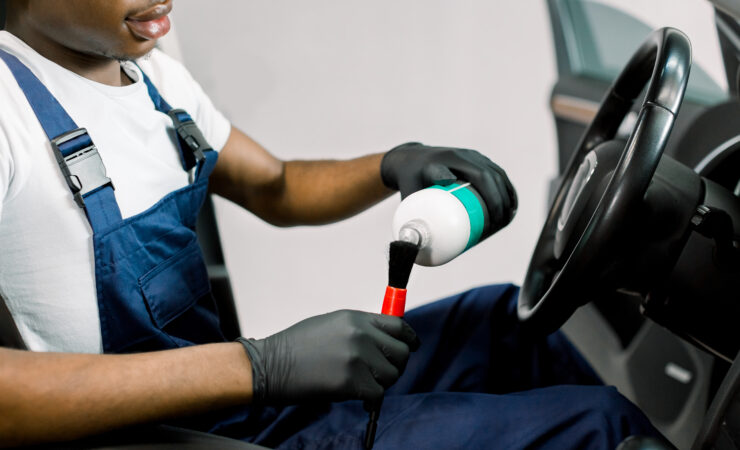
[127,0,172,21]
[125,1,173,41]
[125,16,171,41]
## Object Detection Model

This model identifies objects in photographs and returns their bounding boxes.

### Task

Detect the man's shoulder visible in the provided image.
[133,47,231,153]
[0,51,39,143]
[0,32,37,108]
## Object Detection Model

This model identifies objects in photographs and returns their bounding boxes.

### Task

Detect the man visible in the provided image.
[0,0,659,448]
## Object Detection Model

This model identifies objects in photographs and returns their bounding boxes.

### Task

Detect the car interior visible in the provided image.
[545,1,740,449]
[2,0,740,449]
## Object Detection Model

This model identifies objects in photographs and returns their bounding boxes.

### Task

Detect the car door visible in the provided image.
[544,1,735,448]
[547,0,731,172]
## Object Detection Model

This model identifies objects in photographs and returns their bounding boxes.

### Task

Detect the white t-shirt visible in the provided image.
[0,31,232,353]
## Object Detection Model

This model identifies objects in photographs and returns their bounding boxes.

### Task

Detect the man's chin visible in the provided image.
[116,49,154,62]
[106,42,157,62]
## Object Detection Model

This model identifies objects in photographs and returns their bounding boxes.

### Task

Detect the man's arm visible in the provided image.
[0,343,252,448]
[0,309,417,448]
[209,126,394,227]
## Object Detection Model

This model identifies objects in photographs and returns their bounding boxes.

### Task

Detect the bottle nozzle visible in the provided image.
[398,221,427,248]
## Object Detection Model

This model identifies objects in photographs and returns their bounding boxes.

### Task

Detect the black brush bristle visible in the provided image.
[388,240,419,289]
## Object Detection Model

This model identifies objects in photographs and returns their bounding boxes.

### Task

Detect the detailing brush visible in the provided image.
[364,239,420,450]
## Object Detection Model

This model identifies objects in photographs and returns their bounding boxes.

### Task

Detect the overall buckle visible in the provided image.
[168,108,209,166]
[51,128,113,208]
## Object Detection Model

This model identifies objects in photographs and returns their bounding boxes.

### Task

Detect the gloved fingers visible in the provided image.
[484,169,514,227]
[371,314,421,351]
[353,369,386,402]
[375,330,418,372]
[459,149,511,192]
[383,144,517,227]
[399,160,456,198]
[398,177,427,200]
[489,170,516,226]
[345,325,403,399]
[481,174,507,231]
[420,162,457,188]
[484,160,518,216]
[364,348,402,389]
[441,151,494,190]
[455,152,516,230]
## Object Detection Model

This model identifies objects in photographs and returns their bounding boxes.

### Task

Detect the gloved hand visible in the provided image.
[381,142,518,234]
[238,310,420,405]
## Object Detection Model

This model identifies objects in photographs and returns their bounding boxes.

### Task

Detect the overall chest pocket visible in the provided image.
[139,240,211,329]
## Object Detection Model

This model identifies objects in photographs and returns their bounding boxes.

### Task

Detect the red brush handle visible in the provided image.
[365,285,407,449]
[381,286,407,317]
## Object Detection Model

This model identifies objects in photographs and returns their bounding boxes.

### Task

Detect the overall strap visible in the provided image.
[0,49,122,233]
[137,67,217,183]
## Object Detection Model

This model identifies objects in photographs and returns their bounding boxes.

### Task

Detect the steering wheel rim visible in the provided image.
[518,27,692,334]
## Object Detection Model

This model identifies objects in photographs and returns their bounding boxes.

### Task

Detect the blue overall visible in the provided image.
[0,49,224,352]
[0,51,661,448]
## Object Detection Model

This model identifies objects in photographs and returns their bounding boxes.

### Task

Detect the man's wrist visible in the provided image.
[236,337,267,405]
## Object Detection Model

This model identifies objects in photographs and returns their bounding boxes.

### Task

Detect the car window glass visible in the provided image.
[564,0,727,105]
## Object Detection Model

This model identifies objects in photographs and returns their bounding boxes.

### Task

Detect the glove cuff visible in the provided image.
[236,337,267,405]
[380,149,399,191]
[381,142,424,191]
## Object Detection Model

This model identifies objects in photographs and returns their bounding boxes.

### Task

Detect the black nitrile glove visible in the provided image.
[237,310,420,405]
[381,142,518,234]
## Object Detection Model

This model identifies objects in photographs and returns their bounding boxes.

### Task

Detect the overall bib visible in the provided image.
[0,49,226,353]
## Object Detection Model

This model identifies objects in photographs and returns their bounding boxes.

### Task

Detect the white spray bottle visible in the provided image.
[392,182,491,266]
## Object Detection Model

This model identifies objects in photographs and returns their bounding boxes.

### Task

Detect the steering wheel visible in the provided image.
[518,28,692,334]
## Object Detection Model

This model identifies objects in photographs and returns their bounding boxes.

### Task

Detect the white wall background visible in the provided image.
[169,0,724,339]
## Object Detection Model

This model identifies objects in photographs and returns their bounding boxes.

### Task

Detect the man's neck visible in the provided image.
[5,25,132,87]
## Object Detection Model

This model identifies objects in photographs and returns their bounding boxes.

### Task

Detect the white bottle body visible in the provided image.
[392,184,486,266]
